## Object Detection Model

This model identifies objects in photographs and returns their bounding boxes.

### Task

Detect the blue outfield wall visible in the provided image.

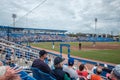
[87,37,114,42]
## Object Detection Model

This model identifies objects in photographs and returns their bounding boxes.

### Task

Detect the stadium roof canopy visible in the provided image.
[0,25,67,33]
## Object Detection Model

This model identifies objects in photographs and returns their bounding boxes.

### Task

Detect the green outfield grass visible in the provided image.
[31,42,120,64]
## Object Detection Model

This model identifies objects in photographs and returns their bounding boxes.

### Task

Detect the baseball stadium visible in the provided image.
[0,0,120,80]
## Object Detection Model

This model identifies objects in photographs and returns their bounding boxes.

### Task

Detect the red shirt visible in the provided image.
[76,70,88,78]
[91,74,102,80]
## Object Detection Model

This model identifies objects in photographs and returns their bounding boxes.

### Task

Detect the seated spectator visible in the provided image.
[91,68,103,80]
[0,61,3,66]
[77,64,88,78]
[91,63,99,73]
[0,46,5,60]
[32,50,52,74]
[52,56,70,80]
[102,64,112,73]
[101,64,112,78]
[0,66,21,80]
[5,53,15,67]
[0,45,2,53]
[63,58,78,79]
[107,64,120,80]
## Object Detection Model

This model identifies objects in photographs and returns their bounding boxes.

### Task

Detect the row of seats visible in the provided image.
[0,39,58,80]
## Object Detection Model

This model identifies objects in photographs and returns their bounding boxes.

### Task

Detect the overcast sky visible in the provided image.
[0,0,120,35]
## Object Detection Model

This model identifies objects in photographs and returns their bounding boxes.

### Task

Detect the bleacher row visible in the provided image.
[0,39,60,80]
[0,39,115,80]
[0,31,67,42]
[0,30,116,43]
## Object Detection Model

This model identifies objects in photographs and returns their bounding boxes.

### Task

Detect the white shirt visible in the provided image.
[63,65,78,79]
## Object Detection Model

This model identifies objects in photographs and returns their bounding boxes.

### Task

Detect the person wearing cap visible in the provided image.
[102,64,112,77]
[32,50,52,74]
[52,56,71,80]
[102,64,112,73]
[63,58,78,80]
[108,64,120,80]
[0,66,21,80]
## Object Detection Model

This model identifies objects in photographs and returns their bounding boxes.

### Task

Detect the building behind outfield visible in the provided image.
[0,25,67,35]
[0,25,68,42]
[0,25,119,42]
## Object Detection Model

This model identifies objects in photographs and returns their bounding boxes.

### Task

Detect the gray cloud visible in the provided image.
[0,0,120,35]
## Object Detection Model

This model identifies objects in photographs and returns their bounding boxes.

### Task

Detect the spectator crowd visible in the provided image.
[0,40,120,80]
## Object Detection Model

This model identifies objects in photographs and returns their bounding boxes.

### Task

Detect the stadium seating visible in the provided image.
[18,71,36,80]
[31,67,56,80]
[0,38,116,80]
[24,76,36,80]
[18,71,28,79]
[101,71,108,77]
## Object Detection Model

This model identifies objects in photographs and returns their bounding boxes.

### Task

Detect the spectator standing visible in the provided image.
[79,42,82,50]
[52,41,55,49]
[92,41,96,47]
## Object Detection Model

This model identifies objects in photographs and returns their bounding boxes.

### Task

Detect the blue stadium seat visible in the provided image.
[31,67,56,80]
[101,71,108,77]
[18,71,28,79]
[22,76,36,80]
[18,70,36,80]
[15,49,22,58]
[25,52,31,60]
[44,58,49,64]
[5,53,11,60]
[93,69,96,74]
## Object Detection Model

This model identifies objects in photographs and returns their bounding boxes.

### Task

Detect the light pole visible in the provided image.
[95,18,97,33]
[93,18,97,47]
[7,14,17,41]
[12,14,17,27]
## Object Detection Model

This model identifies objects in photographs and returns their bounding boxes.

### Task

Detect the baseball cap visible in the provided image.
[0,66,6,76]
[54,56,65,65]
[104,64,108,68]
[68,58,74,65]
[113,64,120,79]
[39,50,48,57]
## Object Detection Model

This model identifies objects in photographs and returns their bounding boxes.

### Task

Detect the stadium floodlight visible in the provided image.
[12,14,17,27]
[95,18,97,32]
[93,18,98,47]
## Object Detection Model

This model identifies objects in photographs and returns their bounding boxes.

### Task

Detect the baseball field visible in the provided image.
[31,42,120,64]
